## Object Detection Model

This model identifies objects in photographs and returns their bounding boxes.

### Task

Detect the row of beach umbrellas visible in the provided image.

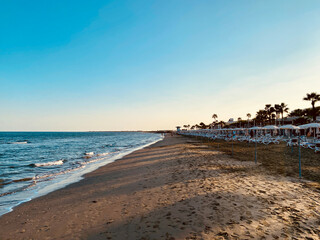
[192,123,320,131]
[250,123,320,130]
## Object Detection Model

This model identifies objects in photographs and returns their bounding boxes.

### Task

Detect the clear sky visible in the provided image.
[1,0,320,131]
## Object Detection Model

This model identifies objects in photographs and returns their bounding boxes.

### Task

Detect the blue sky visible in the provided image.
[1,0,320,131]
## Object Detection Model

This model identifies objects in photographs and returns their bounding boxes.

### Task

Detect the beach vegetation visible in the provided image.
[274,103,289,125]
[246,113,251,127]
[303,92,320,122]
[289,108,306,117]
[264,104,276,125]
[183,92,319,129]
[183,124,190,130]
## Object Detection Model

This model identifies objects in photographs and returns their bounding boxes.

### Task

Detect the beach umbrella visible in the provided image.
[263,125,279,130]
[263,125,279,136]
[298,123,320,129]
[249,127,262,138]
[250,126,262,130]
[279,125,300,137]
[279,125,300,130]
[299,123,320,138]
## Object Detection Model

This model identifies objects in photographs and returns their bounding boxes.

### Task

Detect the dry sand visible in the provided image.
[0,135,319,240]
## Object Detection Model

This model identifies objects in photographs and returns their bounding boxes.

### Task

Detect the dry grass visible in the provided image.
[193,136,320,186]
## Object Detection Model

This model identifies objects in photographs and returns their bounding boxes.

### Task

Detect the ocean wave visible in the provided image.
[79,153,112,165]
[113,148,122,152]
[81,158,101,165]
[33,165,85,181]
[0,163,85,198]
[83,152,94,158]
[12,177,33,183]
[0,190,17,197]
[8,141,28,144]
[32,160,65,167]
[96,152,110,157]
[103,143,115,147]
[0,177,34,187]
[0,178,35,197]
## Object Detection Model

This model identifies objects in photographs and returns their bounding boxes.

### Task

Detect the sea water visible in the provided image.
[0,132,162,216]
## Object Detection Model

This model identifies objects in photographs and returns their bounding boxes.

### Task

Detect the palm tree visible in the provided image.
[255,110,268,125]
[274,103,289,125]
[288,108,305,117]
[216,121,225,128]
[212,114,218,129]
[265,104,275,125]
[271,113,276,124]
[246,113,251,127]
[199,122,207,129]
[303,92,320,122]
[212,114,218,122]
[183,124,191,130]
[237,117,242,127]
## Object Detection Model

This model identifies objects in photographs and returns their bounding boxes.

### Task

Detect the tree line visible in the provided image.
[183,92,320,130]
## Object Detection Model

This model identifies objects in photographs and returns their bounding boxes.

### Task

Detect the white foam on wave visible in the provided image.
[97,152,110,157]
[33,165,85,181]
[84,152,94,158]
[34,160,64,167]
[82,157,104,165]
[9,141,28,144]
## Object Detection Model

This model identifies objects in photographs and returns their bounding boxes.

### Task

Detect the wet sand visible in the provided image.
[0,135,319,239]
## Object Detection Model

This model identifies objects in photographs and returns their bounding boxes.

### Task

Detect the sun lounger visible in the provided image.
[287,138,298,147]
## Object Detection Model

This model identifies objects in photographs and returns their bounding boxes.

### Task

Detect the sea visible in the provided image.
[0,131,163,216]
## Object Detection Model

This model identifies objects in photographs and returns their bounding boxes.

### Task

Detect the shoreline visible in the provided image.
[1,134,319,239]
[0,133,163,217]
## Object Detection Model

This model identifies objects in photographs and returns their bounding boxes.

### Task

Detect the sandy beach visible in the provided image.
[0,134,320,240]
